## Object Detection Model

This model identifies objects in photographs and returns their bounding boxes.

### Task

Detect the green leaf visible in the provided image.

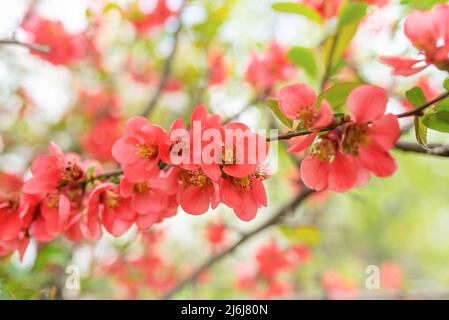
[279,225,321,246]
[405,87,426,107]
[317,82,360,111]
[323,2,368,66]
[287,46,318,77]
[267,99,293,128]
[443,77,449,91]
[414,116,429,150]
[272,2,324,24]
[422,111,449,133]
[435,97,449,112]
[338,2,368,27]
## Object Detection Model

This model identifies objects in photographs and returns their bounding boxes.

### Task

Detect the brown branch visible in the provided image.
[267,90,449,142]
[141,0,187,117]
[0,39,50,54]
[395,141,449,157]
[396,91,449,118]
[161,188,315,300]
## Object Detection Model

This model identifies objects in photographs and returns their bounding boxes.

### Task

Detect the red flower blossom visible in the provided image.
[112,116,168,183]
[380,262,403,290]
[380,4,449,76]
[84,182,135,239]
[245,42,295,94]
[83,116,122,162]
[23,143,85,197]
[220,170,268,221]
[177,167,220,215]
[299,85,400,192]
[255,241,290,279]
[21,14,86,65]
[128,0,176,34]
[119,167,178,229]
[205,219,227,248]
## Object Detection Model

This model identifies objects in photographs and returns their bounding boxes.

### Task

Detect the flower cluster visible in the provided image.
[380,4,449,76]
[236,241,311,299]
[0,105,270,258]
[276,83,400,192]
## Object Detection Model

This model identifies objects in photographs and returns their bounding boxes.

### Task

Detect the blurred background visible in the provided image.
[1,0,449,299]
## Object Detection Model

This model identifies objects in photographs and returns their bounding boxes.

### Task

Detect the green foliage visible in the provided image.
[272,2,324,24]
[266,99,293,128]
[279,225,321,246]
[287,46,318,78]
[443,78,449,91]
[323,2,368,66]
[317,82,360,111]
[400,0,448,10]
[414,116,428,149]
[406,87,426,107]
[422,111,449,133]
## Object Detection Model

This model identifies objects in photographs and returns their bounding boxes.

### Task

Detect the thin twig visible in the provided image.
[141,0,187,117]
[161,188,315,299]
[396,91,449,118]
[0,39,50,54]
[267,91,449,142]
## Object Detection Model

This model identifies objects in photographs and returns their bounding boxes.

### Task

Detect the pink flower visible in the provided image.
[21,14,86,65]
[177,167,220,215]
[119,167,179,229]
[83,116,122,162]
[276,83,334,152]
[112,116,168,183]
[380,4,449,76]
[29,192,71,242]
[380,262,403,290]
[208,51,227,86]
[84,183,135,238]
[300,0,342,20]
[299,85,400,192]
[0,173,24,241]
[205,219,227,248]
[128,0,175,34]
[255,241,290,279]
[23,143,85,197]
[220,169,268,221]
[245,42,295,94]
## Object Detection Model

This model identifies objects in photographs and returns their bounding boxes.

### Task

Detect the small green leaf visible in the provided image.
[405,87,426,107]
[267,99,293,128]
[279,225,321,246]
[422,111,449,133]
[323,2,368,66]
[287,46,318,77]
[443,77,449,91]
[435,97,449,112]
[414,116,429,150]
[272,2,324,24]
[317,82,361,111]
[338,2,368,27]
[86,166,96,179]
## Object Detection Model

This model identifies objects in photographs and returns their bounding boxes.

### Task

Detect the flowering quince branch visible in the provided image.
[141,0,187,117]
[267,90,449,143]
[161,187,315,300]
[0,39,50,54]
